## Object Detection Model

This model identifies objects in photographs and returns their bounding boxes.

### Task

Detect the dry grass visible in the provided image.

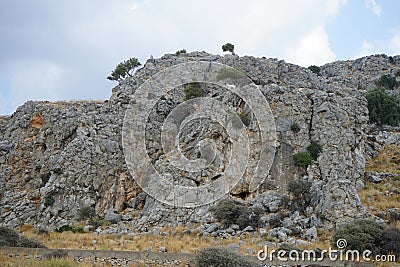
[21,225,266,255]
[358,178,400,219]
[361,144,400,220]
[0,253,90,267]
[366,144,400,174]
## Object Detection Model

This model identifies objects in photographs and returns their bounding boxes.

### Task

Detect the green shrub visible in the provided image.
[211,199,262,229]
[307,142,322,160]
[56,225,85,234]
[290,122,301,133]
[175,49,187,56]
[395,69,400,77]
[365,88,400,126]
[287,180,312,213]
[332,219,385,254]
[216,67,245,81]
[294,151,313,168]
[222,43,235,54]
[52,167,62,175]
[380,227,400,257]
[44,196,55,207]
[77,206,96,221]
[376,74,398,90]
[0,227,45,248]
[107,57,141,82]
[183,82,204,101]
[308,65,321,75]
[40,172,51,184]
[195,247,255,267]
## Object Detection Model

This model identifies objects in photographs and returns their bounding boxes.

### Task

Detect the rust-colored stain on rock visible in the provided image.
[31,113,44,129]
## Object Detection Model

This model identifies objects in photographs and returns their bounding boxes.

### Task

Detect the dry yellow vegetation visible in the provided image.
[360,144,400,223]
[17,224,333,255]
[366,144,400,174]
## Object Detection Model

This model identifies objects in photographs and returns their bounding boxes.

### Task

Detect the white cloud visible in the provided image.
[0,0,350,114]
[366,0,381,16]
[355,40,375,58]
[285,26,337,66]
[0,91,6,115]
[9,61,65,111]
[389,33,400,54]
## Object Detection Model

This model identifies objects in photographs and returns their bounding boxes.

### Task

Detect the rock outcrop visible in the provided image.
[0,52,399,230]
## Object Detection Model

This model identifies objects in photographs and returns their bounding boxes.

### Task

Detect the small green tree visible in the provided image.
[222,43,235,55]
[107,57,141,81]
[376,74,398,90]
[294,151,313,168]
[365,88,400,126]
[307,142,322,160]
[175,49,187,56]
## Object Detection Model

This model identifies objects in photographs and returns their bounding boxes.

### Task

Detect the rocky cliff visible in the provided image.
[0,52,399,230]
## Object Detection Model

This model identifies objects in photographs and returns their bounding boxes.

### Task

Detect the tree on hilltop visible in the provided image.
[222,43,235,55]
[107,57,141,82]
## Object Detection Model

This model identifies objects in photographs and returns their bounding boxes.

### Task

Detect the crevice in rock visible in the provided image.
[61,127,77,148]
[305,93,315,143]
[231,191,250,200]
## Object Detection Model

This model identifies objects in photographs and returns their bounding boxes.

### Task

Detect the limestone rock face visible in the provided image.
[1,52,399,229]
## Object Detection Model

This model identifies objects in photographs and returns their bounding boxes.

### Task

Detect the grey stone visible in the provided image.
[225,228,234,234]
[246,248,256,255]
[104,209,122,224]
[204,223,219,233]
[0,140,12,151]
[305,226,318,241]
[231,224,240,230]
[159,246,167,253]
[226,243,240,252]
[295,239,311,246]
[242,226,254,232]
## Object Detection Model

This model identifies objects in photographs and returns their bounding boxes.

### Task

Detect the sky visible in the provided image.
[0,0,399,115]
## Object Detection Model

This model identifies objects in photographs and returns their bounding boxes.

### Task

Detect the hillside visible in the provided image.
[0,52,399,235]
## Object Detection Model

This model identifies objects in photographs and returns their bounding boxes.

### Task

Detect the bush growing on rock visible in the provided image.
[183,82,204,101]
[211,199,262,229]
[365,88,400,126]
[294,151,313,168]
[307,141,322,160]
[44,195,55,207]
[77,206,97,221]
[175,49,187,56]
[107,57,141,82]
[376,74,398,90]
[290,122,301,133]
[308,65,321,75]
[195,247,255,267]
